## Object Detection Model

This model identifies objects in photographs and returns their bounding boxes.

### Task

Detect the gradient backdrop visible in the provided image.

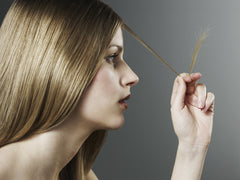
[1,0,240,179]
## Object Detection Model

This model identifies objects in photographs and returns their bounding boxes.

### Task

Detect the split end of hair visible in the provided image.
[190,29,209,74]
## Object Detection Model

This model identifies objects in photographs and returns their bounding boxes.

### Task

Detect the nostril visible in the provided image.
[127,77,139,87]
[127,81,135,87]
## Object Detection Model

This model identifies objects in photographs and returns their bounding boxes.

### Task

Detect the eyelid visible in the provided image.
[106,47,122,56]
[108,45,123,52]
[105,53,118,59]
[104,53,119,68]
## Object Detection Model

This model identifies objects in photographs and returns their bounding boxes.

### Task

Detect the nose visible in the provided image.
[120,62,139,87]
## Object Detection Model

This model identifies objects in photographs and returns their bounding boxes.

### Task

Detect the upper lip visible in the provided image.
[119,94,131,103]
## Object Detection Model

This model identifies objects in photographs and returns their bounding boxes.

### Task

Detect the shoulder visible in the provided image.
[0,145,19,179]
[0,164,11,179]
[85,169,99,180]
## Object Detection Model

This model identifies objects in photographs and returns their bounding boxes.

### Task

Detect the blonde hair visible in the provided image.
[0,0,123,179]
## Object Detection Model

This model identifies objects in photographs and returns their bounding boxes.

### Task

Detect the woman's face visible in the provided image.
[77,27,139,130]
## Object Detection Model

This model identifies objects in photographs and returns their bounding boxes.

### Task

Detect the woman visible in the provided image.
[0,0,214,179]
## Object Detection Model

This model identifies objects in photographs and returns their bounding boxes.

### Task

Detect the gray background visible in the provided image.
[1,0,240,179]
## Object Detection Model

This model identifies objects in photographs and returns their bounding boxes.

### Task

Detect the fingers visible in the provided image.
[171,72,201,109]
[185,73,202,94]
[171,76,181,106]
[179,72,201,83]
[171,75,187,109]
[202,92,215,112]
[171,72,215,112]
[186,83,207,109]
[195,83,207,108]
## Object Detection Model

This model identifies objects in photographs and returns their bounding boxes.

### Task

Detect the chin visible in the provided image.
[107,115,125,130]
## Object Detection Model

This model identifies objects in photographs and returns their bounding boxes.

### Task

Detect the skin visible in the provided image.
[171,73,214,180]
[0,27,214,180]
[76,27,139,131]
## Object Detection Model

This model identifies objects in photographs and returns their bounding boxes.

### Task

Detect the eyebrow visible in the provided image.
[108,45,123,52]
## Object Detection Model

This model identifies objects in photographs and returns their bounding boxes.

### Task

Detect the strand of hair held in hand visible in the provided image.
[123,24,179,75]
[124,24,208,76]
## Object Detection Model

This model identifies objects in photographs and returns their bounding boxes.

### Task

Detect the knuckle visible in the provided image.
[174,76,179,82]
[180,72,189,77]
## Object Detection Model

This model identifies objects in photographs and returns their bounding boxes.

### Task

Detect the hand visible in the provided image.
[170,73,215,147]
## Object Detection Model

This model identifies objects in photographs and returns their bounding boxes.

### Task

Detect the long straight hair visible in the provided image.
[0,0,123,179]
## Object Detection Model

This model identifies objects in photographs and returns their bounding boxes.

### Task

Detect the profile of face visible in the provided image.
[76,27,139,130]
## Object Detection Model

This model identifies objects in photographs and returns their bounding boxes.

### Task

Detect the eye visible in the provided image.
[105,53,119,67]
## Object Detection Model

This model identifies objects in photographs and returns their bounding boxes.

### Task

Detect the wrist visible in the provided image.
[177,141,209,159]
[171,142,209,180]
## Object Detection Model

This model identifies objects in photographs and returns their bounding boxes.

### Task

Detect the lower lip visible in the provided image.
[119,101,128,109]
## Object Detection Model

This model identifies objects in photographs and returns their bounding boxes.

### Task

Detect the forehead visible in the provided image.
[109,27,123,47]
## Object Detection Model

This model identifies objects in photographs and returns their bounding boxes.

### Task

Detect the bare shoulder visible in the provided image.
[0,145,18,179]
[0,164,10,179]
[85,169,99,180]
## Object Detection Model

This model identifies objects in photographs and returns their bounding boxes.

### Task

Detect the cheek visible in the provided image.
[93,67,118,96]
[74,65,125,130]
[76,66,120,121]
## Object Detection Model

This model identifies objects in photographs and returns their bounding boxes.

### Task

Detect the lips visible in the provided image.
[119,94,131,109]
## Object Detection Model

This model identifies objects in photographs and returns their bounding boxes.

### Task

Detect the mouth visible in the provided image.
[119,94,131,109]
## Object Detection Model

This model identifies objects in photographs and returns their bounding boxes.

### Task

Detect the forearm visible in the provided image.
[171,142,209,180]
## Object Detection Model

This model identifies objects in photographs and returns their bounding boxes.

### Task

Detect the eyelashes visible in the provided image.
[105,53,119,67]
[105,53,118,61]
